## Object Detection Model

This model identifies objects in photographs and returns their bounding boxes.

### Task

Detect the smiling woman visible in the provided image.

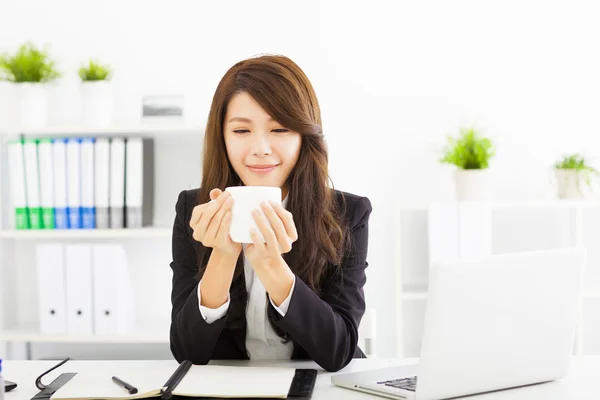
[224,92,302,198]
[169,54,373,372]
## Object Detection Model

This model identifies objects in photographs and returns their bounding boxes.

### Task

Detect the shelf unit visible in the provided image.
[0,122,204,360]
[0,228,172,239]
[0,122,206,137]
[0,328,168,344]
[395,201,600,358]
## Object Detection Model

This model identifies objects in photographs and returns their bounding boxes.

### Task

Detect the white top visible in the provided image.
[197,196,295,359]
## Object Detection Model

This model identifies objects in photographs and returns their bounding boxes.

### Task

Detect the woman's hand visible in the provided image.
[190,189,242,256]
[246,200,298,306]
[246,200,298,268]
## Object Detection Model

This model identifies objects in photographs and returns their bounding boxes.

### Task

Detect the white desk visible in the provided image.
[2,357,599,399]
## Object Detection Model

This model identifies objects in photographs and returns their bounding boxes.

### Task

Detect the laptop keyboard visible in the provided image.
[377,376,418,392]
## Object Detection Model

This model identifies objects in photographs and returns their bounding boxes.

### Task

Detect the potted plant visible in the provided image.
[554,154,598,200]
[440,127,495,201]
[78,59,113,127]
[0,42,60,129]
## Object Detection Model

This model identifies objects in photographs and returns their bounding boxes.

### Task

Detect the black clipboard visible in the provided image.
[30,358,317,400]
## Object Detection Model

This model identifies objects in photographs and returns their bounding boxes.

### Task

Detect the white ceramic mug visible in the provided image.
[225,186,282,243]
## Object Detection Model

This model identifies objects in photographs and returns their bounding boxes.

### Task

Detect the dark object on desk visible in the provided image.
[288,369,317,399]
[4,380,17,392]
[30,373,77,400]
[161,360,193,399]
[112,375,138,395]
[170,368,318,400]
[30,357,76,400]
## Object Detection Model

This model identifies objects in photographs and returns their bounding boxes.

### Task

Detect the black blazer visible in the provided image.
[169,188,373,372]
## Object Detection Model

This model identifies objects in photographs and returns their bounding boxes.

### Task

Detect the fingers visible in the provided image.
[215,209,233,245]
[192,191,230,238]
[252,208,279,255]
[249,227,267,254]
[261,202,292,253]
[210,188,223,201]
[205,196,232,241]
[189,189,225,228]
[269,201,298,242]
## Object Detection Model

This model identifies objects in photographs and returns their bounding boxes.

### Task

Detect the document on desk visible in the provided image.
[50,364,296,399]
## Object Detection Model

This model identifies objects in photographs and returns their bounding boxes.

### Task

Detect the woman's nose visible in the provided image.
[251,132,272,155]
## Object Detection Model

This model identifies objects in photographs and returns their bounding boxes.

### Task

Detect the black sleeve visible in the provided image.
[268,196,373,372]
[169,190,227,364]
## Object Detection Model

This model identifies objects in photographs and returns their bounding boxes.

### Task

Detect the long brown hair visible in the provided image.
[197,54,350,331]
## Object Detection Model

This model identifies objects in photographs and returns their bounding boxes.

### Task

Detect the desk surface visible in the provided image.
[3,356,599,399]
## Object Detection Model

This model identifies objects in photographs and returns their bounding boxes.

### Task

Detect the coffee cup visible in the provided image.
[225,186,282,243]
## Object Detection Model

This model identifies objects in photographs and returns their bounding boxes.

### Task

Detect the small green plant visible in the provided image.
[440,127,495,170]
[0,42,60,83]
[78,59,112,81]
[555,153,598,187]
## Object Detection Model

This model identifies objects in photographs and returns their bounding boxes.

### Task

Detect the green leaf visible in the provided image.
[440,127,495,169]
[78,59,112,81]
[0,42,60,83]
[554,153,598,188]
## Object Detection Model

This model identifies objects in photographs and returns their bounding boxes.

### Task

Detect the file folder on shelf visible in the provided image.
[38,138,55,229]
[109,137,125,228]
[65,244,94,335]
[66,138,82,229]
[91,244,135,335]
[94,138,110,229]
[80,138,96,229]
[125,137,155,228]
[35,243,67,334]
[7,139,29,229]
[53,138,69,229]
[23,138,43,229]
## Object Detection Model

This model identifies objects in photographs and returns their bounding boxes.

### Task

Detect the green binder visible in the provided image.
[38,138,55,229]
[23,138,43,229]
[8,139,30,229]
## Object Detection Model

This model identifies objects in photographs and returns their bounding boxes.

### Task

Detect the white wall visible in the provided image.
[1,0,600,357]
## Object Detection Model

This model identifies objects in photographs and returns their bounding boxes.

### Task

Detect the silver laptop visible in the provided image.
[332,248,586,400]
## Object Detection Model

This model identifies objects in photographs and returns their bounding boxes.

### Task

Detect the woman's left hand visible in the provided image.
[246,200,298,270]
[246,200,298,306]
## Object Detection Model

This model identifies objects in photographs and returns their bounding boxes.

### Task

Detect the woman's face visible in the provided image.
[224,92,301,199]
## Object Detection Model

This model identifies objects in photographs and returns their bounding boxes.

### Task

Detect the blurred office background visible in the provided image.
[1,0,600,360]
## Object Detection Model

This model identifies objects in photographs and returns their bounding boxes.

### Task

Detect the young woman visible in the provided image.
[169,54,372,372]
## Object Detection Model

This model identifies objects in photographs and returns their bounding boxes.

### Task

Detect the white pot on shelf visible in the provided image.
[15,82,48,130]
[81,80,113,127]
[555,169,588,200]
[453,169,490,201]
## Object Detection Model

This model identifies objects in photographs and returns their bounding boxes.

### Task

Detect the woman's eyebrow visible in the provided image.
[227,117,275,123]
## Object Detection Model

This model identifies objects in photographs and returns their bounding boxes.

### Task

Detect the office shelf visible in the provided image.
[401,285,428,300]
[0,121,204,137]
[0,228,172,239]
[0,328,169,344]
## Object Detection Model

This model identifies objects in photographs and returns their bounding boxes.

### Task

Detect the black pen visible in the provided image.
[112,376,138,395]
[161,360,193,400]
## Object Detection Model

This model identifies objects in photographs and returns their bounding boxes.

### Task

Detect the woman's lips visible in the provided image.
[247,164,279,174]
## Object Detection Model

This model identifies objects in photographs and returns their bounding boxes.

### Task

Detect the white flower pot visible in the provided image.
[453,169,490,201]
[81,81,112,127]
[15,83,48,130]
[555,169,587,200]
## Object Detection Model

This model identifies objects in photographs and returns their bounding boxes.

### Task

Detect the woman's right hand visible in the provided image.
[190,188,242,256]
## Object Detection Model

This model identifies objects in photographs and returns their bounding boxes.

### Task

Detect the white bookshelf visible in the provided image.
[0,123,204,359]
[0,228,172,239]
[0,121,205,137]
[0,328,168,344]
[395,201,600,358]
